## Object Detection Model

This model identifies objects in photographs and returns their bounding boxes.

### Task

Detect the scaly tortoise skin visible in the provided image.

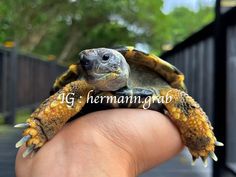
[15,46,223,167]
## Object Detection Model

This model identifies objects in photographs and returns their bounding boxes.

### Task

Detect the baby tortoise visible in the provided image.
[15,46,223,167]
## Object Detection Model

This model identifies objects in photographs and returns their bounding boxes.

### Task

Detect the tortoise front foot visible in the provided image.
[14,80,93,158]
[160,88,224,167]
[15,119,48,157]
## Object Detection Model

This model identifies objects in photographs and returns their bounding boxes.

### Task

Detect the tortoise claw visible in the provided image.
[191,159,197,166]
[14,123,29,128]
[209,151,218,161]
[15,135,31,148]
[191,161,196,166]
[15,119,47,158]
[201,157,208,168]
[191,155,197,166]
[215,141,224,146]
[23,145,35,158]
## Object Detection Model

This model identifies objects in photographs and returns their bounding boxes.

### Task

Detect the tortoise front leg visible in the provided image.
[15,80,94,157]
[159,88,223,166]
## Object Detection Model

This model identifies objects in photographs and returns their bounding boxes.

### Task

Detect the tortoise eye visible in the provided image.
[102,54,110,61]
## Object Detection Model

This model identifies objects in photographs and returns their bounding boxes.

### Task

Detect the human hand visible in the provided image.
[15,109,183,177]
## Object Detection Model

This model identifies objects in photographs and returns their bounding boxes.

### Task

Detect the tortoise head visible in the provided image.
[79,48,130,91]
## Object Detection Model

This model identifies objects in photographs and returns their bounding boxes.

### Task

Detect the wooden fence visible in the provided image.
[0,47,65,124]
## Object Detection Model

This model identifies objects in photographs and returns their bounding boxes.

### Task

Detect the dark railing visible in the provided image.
[0,47,65,124]
[160,6,236,177]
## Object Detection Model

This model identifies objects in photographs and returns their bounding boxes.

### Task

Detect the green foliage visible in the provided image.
[165,6,214,44]
[0,0,214,64]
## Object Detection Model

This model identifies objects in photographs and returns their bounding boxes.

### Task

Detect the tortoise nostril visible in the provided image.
[80,56,93,70]
[80,58,90,66]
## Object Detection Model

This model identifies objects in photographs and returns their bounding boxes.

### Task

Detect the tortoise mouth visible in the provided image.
[95,68,121,75]
[88,71,119,82]
[87,72,127,91]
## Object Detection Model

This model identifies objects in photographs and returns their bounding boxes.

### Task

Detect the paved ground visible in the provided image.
[140,151,212,177]
[0,126,21,177]
[0,126,212,177]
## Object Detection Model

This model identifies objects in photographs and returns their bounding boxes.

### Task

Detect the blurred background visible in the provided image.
[0,0,235,177]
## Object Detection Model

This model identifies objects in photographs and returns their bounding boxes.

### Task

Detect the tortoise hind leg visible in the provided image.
[159,87,223,166]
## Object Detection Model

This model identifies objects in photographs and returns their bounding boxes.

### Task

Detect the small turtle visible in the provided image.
[15,46,223,166]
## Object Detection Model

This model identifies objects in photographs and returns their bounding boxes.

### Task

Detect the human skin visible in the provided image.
[15,109,183,177]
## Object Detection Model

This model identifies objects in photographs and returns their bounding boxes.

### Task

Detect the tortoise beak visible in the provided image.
[79,51,93,71]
